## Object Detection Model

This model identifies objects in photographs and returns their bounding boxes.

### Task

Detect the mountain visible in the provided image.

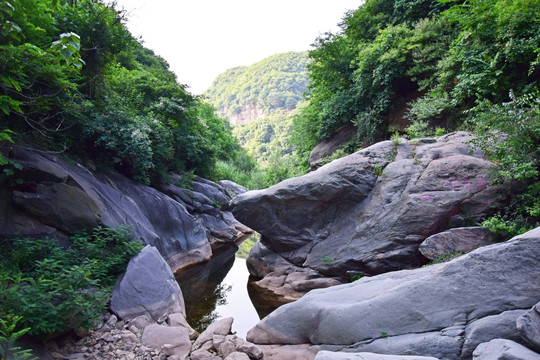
[204,51,309,125]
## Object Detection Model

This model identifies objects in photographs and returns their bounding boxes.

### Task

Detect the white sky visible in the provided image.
[112,0,362,94]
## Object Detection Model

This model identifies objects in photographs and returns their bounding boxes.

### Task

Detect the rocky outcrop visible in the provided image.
[245,228,540,360]
[0,145,251,273]
[517,300,540,352]
[226,105,265,126]
[231,132,499,300]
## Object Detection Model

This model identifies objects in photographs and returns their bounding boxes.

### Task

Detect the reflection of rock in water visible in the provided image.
[247,275,291,320]
[175,245,236,332]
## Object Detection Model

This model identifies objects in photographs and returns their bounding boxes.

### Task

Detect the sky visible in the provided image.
[112,0,363,94]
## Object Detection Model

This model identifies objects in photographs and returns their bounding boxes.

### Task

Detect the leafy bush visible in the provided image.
[0,226,143,339]
[470,92,540,236]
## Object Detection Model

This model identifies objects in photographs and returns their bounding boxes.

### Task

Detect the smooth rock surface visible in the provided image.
[315,351,440,360]
[472,339,540,360]
[246,228,540,360]
[110,245,185,321]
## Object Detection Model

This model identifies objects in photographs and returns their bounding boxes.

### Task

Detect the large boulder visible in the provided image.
[231,132,500,298]
[110,245,185,321]
[0,146,250,273]
[246,228,540,360]
[419,227,498,260]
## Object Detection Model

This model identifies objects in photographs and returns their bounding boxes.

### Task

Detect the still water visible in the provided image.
[175,246,261,338]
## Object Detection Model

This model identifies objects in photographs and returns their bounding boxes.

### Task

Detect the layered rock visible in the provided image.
[231,132,499,299]
[0,146,251,273]
[245,228,540,360]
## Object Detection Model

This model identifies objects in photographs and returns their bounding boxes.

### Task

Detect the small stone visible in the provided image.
[224,352,250,360]
[51,352,64,359]
[85,338,97,347]
[217,341,236,358]
[107,314,118,327]
[157,314,169,324]
[99,333,115,342]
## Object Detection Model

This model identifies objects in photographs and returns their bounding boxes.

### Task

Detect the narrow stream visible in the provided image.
[175,245,261,338]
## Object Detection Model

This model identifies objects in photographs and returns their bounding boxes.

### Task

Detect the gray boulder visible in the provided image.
[472,339,540,360]
[232,133,500,300]
[246,228,540,360]
[461,310,527,358]
[110,245,185,321]
[516,301,540,352]
[419,227,498,260]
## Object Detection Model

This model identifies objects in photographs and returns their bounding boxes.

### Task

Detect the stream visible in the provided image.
[175,244,262,338]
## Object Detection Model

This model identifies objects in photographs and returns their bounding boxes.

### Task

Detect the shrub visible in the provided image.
[0,226,143,339]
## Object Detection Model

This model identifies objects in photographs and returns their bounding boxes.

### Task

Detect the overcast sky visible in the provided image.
[112,0,362,94]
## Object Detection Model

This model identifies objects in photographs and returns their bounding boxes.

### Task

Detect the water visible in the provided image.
[175,246,261,338]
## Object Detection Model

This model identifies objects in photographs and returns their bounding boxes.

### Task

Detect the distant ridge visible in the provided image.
[204,51,309,125]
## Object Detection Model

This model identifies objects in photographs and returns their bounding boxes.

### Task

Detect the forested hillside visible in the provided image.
[0,0,243,185]
[291,0,539,236]
[204,52,308,125]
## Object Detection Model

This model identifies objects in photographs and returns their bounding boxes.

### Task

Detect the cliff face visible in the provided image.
[0,145,251,274]
[226,104,266,126]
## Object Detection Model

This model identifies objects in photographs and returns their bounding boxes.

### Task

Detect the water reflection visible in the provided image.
[175,246,236,332]
[175,245,263,337]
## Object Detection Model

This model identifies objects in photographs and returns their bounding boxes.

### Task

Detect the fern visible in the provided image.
[0,315,36,360]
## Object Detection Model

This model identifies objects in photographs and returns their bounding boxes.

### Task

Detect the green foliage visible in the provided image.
[318,149,348,167]
[0,315,36,360]
[205,52,309,117]
[427,251,464,266]
[0,226,143,339]
[405,120,431,139]
[214,111,306,189]
[470,92,539,237]
[236,233,259,260]
[1,0,244,185]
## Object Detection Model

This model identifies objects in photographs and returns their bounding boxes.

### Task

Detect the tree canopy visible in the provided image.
[204,51,309,119]
[1,0,242,184]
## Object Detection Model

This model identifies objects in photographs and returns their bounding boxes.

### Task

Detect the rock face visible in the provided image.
[419,226,497,260]
[0,146,251,273]
[246,228,540,360]
[110,246,185,321]
[308,123,356,170]
[231,132,499,299]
